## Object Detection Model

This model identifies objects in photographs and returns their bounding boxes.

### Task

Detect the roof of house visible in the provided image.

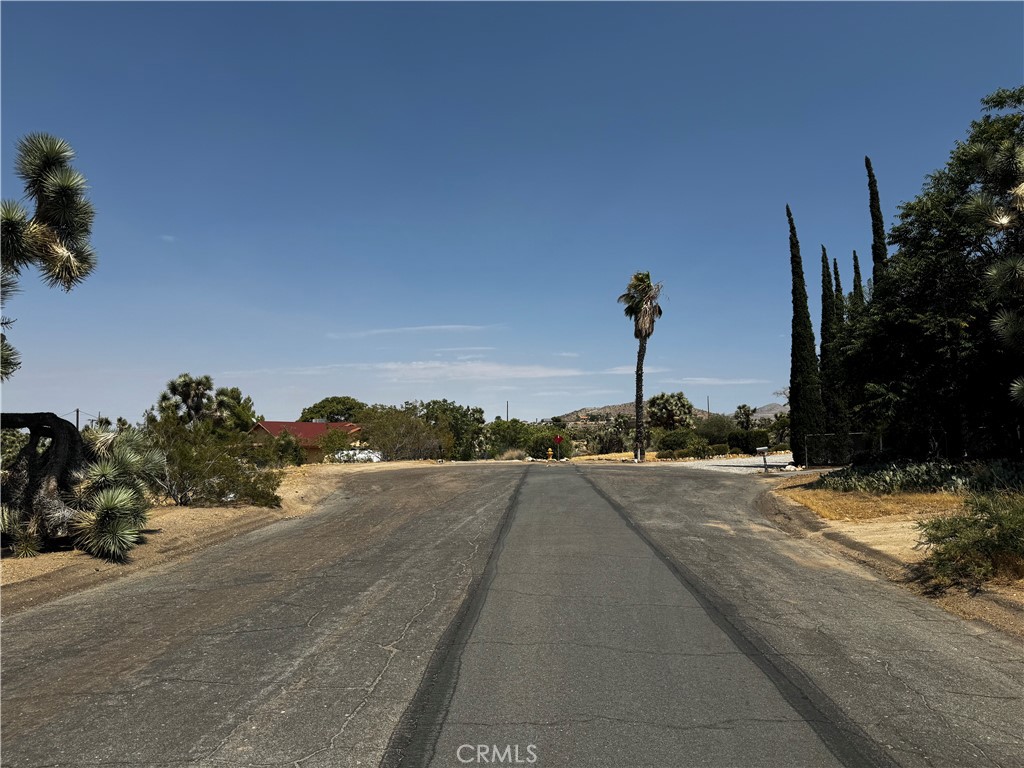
[252,421,361,448]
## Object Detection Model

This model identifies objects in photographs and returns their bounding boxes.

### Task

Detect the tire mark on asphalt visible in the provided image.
[379,467,530,768]
[575,466,900,768]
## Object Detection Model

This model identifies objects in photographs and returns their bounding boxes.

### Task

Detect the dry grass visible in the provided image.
[572,452,636,462]
[775,475,965,522]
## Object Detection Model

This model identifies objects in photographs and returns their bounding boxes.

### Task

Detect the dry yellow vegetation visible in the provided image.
[774,473,965,522]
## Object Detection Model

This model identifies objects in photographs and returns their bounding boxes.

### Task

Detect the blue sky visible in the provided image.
[2,2,1021,424]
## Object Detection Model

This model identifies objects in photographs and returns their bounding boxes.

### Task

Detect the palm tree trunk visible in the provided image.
[635,336,647,461]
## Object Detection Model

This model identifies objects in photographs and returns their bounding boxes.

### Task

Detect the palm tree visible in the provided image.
[618,272,663,461]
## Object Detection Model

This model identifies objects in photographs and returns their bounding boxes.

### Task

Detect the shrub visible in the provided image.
[695,413,737,445]
[498,449,527,461]
[774,442,790,452]
[816,460,1024,495]
[147,418,282,507]
[688,437,712,459]
[674,449,690,459]
[656,450,676,460]
[729,447,744,455]
[728,429,770,455]
[657,429,695,452]
[914,493,1024,592]
[710,444,729,456]
[69,428,165,561]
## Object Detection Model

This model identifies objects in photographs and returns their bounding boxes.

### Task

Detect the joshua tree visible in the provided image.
[2,133,96,381]
[618,272,663,461]
[1,134,98,551]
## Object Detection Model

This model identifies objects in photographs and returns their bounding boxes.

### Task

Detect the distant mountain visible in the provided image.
[752,403,790,419]
[550,401,788,424]
[551,402,634,423]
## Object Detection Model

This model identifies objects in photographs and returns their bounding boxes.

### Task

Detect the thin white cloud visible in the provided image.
[669,377,772,385]
[434,346,497,353]
[327,324,496,340]
[225,360,584,382]
[363,361,584,382]
[553,352,581,358]
[603,365,669,375]
[159,234,176,243]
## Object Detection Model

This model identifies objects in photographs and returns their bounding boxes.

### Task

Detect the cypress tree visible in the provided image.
[832,257,845,328]
[830,255,852,460]
[787,206,826,465]
[866,156,888,287]
[850,250,866,311]
[820,247,836,366]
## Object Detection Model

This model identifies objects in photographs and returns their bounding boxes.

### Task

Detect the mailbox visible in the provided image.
[756,446,770,472]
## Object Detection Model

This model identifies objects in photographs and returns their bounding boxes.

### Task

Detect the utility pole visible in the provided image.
[506,401,509,421]
[707,396,711,417]
[75,408,80,429]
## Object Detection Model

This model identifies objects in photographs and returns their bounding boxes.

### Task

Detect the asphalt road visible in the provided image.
[2,464,1021,768]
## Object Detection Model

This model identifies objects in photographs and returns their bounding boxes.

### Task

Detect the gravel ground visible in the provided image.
[664,452,795,474]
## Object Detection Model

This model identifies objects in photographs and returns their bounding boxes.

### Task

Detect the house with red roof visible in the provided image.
[251,420,362,463]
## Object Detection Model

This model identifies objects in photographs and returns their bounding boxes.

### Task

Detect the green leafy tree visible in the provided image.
[618,271,663,461]
[1,134,97,381]
[299,396,367,423]
[847,87,1024,458]
[647,391,696,431]
[316,428,353,463]
[694,412,738,445]
[360,404,441,461]
[486,417,534,457]
[420,399,485,461]
[786,206,826,465]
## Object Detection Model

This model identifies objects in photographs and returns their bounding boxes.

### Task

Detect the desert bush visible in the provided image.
[146,418,282,507]
[498,449,527,461]
[657,429,695,452]
[656,450,676,460]
[710,444,729,456]
[695,413,737,445]
[914,493,1024,592]
[69,428,165,561]
[526,430,574,460]
[816,460,1024,495]
[728,429,770,455]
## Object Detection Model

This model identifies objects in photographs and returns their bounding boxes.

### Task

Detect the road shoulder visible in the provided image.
[756,485,1024,640]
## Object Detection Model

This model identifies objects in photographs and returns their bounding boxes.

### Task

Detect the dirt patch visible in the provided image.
[0,461,437,613]
[760,484,1024,640]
